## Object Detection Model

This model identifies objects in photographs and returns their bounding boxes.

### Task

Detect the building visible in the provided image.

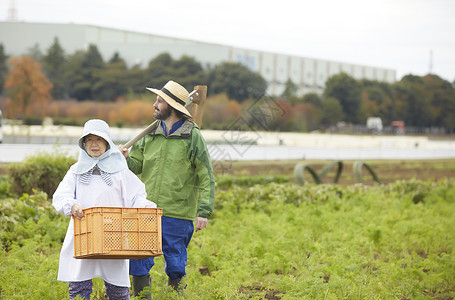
[0,21,396,96]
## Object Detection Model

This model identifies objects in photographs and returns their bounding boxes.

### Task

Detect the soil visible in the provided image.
[0,163,9,175]
[214,159,455,185]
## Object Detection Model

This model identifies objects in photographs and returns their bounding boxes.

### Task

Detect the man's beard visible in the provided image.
[154,105,172,120]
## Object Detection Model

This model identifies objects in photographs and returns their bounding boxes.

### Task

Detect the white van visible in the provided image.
[366,117,383,134]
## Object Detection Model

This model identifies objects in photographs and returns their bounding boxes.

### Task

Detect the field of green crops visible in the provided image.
[1,173,455,299]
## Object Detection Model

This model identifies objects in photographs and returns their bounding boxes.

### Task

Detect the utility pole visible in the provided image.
[7,0,18,22]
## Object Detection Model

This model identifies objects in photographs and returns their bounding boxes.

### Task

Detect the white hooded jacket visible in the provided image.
[52,119,155,287]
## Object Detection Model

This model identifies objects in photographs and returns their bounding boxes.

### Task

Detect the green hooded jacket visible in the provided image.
[126,120,215,220]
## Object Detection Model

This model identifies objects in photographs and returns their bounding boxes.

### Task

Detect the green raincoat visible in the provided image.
[127,120,215,220]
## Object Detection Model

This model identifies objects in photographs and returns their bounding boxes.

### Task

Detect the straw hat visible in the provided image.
[146,81,192,117]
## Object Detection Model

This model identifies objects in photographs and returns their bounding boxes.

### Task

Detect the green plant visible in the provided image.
[0,175,10,198]
[52,117,84,126]
[0,237,68,299]
[1,179,454,299]
[216,174,290,189]
[23,116,44,125]
[8,148,76,198]
[0,191,67,250]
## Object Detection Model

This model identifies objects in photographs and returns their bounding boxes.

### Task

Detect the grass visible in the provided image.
[0,159,454,299]
[1,179,454,299]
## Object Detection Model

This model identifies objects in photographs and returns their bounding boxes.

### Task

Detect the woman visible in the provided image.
[53,119,155,300]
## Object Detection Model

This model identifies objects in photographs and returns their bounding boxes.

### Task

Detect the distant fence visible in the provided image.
[329,125,452,136]
[3,135,80,144]
[3,134,132,145]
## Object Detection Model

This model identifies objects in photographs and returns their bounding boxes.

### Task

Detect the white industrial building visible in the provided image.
[0,21,396,96]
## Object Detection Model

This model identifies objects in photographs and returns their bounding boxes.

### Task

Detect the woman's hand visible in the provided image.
[71,204,84,219]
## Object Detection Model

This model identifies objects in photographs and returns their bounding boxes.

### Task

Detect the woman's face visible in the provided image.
[84,134,108,157]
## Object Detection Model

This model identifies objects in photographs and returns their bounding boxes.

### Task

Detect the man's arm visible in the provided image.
[192,129,215,225]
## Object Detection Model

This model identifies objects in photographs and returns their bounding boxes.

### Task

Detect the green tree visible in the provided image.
[65,51,90,100]
[281,79,298,100]
[92,52,128,101]
[148,52,173,69]
[442,96,455,133]
[359,79,395,124]
[145,53,205,92]
[422,74,455,130]
[126,65,149,96]
[0,43,9,95]
[321,97,344,127]
[66,45,105,100]
[175,55,203,76]
[393,75,432,127]
[147,53,174,89]
[109,52,124,64]
[85,44,105,101]
[84,44,104,69]
[324,72,361,123]
[302,93,322,108]
[172,55,205,91]
[206,62,267,102]
[42,37,68,99]
[26,43,42,61]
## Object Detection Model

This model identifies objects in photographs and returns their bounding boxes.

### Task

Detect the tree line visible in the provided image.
[0,38,454,133]
[0,38,266,103]
[280,72,455,133]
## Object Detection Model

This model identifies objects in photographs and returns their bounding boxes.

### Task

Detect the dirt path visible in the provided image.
[216,159,455,185]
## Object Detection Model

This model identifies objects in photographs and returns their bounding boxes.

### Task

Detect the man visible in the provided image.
[118,80,215,298]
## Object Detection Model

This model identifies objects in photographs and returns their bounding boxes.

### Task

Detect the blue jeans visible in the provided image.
[130,216,194,280]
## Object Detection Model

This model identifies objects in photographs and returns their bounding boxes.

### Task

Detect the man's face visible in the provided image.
[153,96,172,120]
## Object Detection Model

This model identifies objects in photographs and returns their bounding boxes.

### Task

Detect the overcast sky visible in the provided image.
[1,0,454,81]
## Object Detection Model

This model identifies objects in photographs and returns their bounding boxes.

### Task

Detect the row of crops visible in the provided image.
[1,168,454,298]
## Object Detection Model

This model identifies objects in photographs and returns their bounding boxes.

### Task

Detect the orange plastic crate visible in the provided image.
[73,207,163,259]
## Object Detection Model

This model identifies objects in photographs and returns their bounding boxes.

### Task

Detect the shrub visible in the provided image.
[216,174,290,189]
[52,117,84,126]
[8,149,76,198]
[1,179,455,298]
[23,116,43,125]
[0,176,10,198]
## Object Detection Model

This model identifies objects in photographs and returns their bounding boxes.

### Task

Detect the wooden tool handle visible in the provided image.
[123,120,158,148]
